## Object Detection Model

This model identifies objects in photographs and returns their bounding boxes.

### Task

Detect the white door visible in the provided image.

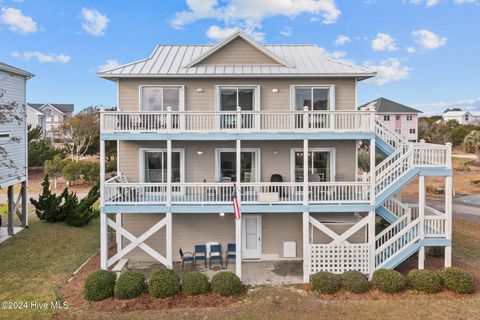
[242,215,262,259]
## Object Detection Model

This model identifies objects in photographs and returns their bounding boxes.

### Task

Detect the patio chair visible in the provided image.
[270,174,286,198]
[209,244,223,269]
[225,243,236,267]
[179,248,194,271]
[194,244,207,268]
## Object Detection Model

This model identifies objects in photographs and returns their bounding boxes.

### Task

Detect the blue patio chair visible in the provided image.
[225,243,236,267]
[194,244,207,268]
[209,244,223,269]
[179,248,194,271]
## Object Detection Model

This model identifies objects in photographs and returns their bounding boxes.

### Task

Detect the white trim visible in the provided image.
[27,105,43,116]
[355,140,358,181]
[289,85,336,111]
[139,148,185,183]
[39,104,66,115]
[185,31,292,68]
[242,214,262,259]
[138,85,185,112]
[289,147,336,182]
[214,85,260,111]
[215,148,261,182]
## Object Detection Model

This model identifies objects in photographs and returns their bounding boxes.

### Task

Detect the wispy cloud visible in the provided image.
[171,0,340,41]
[81,8,109,36]
[280,26,292,37]
[364,58,411,85]
[12,51,71,63]
[415,98,480,114]
[334,35,350,46]
[411,29,447,49]
[371,33,398,51]
[97,59,120,72]
[0,7,37,34]
[409,0,440,8]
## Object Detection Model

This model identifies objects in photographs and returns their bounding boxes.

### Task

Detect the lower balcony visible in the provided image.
[103,178,372,212]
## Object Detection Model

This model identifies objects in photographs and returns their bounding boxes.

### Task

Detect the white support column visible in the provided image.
[235,139,242,279]
[368,211,376,277]
[303,139,309,203]
[21,181,27,228]
[166,139,173,269]
[419,175,425,269]
[302,211,310,283]
[100,139,108,269]
[370,138,376,205]
[7,185,14,236]
[445,175,453,267]
[115,213,122,251]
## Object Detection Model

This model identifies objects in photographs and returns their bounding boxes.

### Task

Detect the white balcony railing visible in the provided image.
[104,180,372,205]
[101,110,375,134]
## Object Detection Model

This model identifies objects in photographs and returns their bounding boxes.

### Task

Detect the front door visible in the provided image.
[242,215,262,259]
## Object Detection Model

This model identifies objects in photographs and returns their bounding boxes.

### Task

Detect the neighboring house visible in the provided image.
[442,109,480,125]
[27,103,74,137]
[97,32,452,283]
[359,97,422,141]
[0,62,33,235]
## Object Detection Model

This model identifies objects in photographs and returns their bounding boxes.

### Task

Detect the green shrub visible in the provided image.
[148,269,181,298]
[437,267,475,294]
[84,270,117,301]
[65,184,99,227]
[30,175,63,222]
[340,270,370,293]
[310,271,340,294]
[182,272,210,295]
[114,271,146,299]
[211,271,243,296]
[407,269,442,293]
[371,269,406,294]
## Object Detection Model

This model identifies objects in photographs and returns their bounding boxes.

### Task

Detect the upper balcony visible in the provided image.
[100,110,376,141]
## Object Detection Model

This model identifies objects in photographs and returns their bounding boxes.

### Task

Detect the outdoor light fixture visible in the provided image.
[197,150,204,155]
[196,88,204,93]
[272,88,279,93]
[272,150,279,155]
[219,212,225,217]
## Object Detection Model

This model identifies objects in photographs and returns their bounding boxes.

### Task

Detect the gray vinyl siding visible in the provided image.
[122,212,365,263]
[118,77,356,112]
[0,69,27,185]
[118,140,357,183]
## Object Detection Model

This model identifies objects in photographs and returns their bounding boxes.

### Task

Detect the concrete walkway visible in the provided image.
[0,227,24,244]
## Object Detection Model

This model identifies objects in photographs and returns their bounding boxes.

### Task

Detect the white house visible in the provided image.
[97,32,453,284]
[442,109,480,125]
[27,103,74,138]
[0,62,33,235]
[359,97,422,141]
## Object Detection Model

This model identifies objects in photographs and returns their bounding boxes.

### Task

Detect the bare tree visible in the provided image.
[55,112,99,162]
[0,88,23,177]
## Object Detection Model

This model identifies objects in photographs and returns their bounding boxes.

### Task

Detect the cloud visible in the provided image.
[406,46,417,53]
[171,0,340,40]
[206,25,239,41]
[334,35,350,46]
[364,58,411,85]
[0,7,37,34]
[98,59,120,72]
[412,29,447,49]
[371,33,398,51]
[280,26,292,37]
[409,0,440,7]
[414,98,480,115]
[317,47,352,64]
[81,8,109,36]
[11,51,71,63]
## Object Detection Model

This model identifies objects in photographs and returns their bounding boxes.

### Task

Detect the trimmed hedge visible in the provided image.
[211,271,243,296]
[371,269,406,294]
[84,270,117,301]
[183,272,210,295]
[114,271,146,299]
[340,270,370,293]
[407,269,442,293]
[310,271,340,294]
[148,269,181,298]
[437,267,475,294]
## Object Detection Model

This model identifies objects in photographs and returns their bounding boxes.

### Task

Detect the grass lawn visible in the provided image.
[1,216,480,320]
[0,216,99,320]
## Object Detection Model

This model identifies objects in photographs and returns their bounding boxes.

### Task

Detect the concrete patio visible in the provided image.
[0,227,24,244]
[128,260,303,286]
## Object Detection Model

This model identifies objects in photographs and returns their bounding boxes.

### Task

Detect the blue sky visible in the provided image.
[1,0,479,114]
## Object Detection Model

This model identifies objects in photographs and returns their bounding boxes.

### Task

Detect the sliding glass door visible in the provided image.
[292,149,334,182]
[217,149,259,182]
[218,86,258,129]
[143,150,183,183]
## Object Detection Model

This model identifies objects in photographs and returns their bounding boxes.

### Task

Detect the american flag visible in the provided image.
[232,187,241,220]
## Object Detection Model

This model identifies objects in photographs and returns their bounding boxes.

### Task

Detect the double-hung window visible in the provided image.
[140,86,183,111]
[383,115,390,121]
[406,115,413,121]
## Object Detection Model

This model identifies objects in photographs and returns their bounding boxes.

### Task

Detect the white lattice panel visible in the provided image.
[310,244,370,275]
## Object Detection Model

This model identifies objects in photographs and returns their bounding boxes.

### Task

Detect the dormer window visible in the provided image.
[43,107,52,115]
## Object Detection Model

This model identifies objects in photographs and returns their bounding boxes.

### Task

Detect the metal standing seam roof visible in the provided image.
[99,44,376,79]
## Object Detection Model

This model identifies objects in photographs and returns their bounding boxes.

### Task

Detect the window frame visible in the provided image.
[383,115,390,121]
[139,148,185,183]
[290,85,336,111]
[214,148,261,182]
[289,147,336,182]
[138,85,185,112]
[215,85,260,112]
[406,115,413,121]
